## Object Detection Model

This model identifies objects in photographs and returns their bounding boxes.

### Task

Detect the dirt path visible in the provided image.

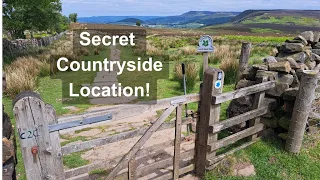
[63,46,197,179]
[84,45,136,104]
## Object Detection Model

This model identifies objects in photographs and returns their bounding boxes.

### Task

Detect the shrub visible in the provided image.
[169,51,182,61]
[208,44,241,64]
[147,43,164,56]
[94,49,99,55]
[220,57,239,84]
[173,62,198,92]
[180,46,197,55]
[75,48,90,56]
[4,56,50,97]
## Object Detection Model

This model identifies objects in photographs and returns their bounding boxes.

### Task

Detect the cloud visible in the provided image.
[61,0,320,16]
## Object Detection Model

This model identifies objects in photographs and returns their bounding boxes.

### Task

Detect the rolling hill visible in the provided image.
[232,10,320,26]
[205,10,320,34]
[78,16,158,24]
[145,11,240,26]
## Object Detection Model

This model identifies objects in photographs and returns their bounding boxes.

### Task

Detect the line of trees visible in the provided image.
[3,0,78,39]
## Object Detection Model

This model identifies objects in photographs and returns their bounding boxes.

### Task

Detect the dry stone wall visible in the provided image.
[3,31,66,62]
[228,31,320,139]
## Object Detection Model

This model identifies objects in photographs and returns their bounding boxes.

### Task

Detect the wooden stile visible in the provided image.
[195,67,224,178]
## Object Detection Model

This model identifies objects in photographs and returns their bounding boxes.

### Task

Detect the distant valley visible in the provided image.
[78,10,320,33]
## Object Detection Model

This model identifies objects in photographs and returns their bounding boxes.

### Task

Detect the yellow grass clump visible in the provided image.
[180,46,197,55]
[4,56,50,97]
[220,57,239,84]
[173,62,198,91]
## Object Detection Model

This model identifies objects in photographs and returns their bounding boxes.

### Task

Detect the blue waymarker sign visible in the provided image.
[215,80,222,89]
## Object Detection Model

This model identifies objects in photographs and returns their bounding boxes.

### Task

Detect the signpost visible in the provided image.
[198,35,214,76]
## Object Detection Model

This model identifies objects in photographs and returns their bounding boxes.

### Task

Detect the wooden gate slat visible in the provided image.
[106,104,177,180]
[173,104,183,179]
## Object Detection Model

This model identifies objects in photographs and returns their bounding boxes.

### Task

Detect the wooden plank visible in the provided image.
[61,117,194,155]
[203,52,209,75]
[106,104,177,180]
[13,94,65,180]
[249,77,267,140]
[128,157,137,180]
[153,164,195,180]
[212,81,275,104]
[136,150,194,177]
[206,138,259,165]
[173,105,182,179]
[209,107,268,134]
[195,68,223,178]
[208,123,264,151]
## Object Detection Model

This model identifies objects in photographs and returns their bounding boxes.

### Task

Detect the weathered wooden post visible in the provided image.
[195,67,224,178]
[197,35,214,76]
[13,91,64,179]
[285,70,319,153]
[236,42,251,85]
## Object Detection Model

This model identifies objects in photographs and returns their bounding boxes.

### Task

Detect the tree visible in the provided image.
[3,0,62,39]
[54,14,70,33]
[136,20,141,27]
[69,13,78,23]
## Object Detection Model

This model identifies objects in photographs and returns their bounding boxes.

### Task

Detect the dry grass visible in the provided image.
[173,62,198,91]
[180,46,197,55]
[146,42,164,56]
[209,44,241,64]
[220,57,239,84]
[4,56,50,97]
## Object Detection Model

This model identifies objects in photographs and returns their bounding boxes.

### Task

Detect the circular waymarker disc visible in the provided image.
[215,80,222,89]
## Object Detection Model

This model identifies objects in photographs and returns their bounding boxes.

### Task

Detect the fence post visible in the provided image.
[285,70,319,153]
[249,76,267,140]
[13,92,64,180]
[236,42,251,85]
[195,67,224,178]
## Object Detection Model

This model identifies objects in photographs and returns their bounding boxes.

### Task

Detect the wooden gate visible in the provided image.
[13,67,277,180]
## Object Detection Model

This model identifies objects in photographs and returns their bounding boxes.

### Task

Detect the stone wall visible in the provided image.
[228,31,320,139]
[3,31,66,62]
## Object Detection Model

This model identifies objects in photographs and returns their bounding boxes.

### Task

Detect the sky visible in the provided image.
[61,0,320,17]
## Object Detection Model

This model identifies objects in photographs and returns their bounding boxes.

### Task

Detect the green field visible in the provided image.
[242,15,320,27]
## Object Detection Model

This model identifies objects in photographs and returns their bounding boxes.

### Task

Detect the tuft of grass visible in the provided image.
[4,56,50,97]
[220,58,239,85]
[63,150,90,169]
[180,46,197,55]
[173,62,198,92]
[60,135,88,146]
[89,169,110,176]
[74,127,95,134]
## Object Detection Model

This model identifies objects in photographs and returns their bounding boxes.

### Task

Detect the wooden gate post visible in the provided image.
[13,92,64,180]
[195,67,224,178]
[285,70,319,153]
[236,42,251,85]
